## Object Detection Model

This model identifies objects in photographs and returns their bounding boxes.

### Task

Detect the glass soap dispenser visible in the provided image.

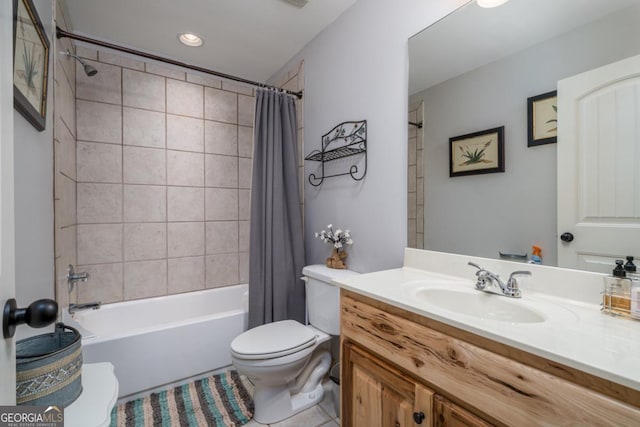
[603,260,632,315]
[624,256,640,279]
[625,256,640,319]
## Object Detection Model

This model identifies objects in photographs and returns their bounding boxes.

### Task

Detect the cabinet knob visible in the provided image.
[413,411,426,424]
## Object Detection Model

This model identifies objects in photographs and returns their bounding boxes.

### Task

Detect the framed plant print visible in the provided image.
[449,126,505,177]
[527,90,557,147]
[13,0,50,131]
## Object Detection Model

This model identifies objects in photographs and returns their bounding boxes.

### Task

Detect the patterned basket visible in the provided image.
[16,322,83,407]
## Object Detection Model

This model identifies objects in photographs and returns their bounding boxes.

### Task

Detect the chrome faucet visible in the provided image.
[69,302,101,314]
[66,264,99,315]
[67,264,89,293]
[468,262,531,298]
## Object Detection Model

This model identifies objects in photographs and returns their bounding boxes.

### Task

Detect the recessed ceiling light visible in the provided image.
[178,33,203,47]
[477,0,510,8]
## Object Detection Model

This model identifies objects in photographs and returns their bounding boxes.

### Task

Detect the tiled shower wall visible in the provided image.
[408,103,424,249]
[53,0,78,309]
[72,47,255,304]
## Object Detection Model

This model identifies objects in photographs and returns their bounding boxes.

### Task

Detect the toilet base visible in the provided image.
[253,382,324,424]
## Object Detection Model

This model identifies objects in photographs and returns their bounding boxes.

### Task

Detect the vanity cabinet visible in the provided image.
[340,290,640,426]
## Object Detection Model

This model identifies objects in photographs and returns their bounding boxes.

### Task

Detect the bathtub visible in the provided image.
[63,285,248,398]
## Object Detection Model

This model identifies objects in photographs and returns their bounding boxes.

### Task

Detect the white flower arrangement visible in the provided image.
[314,224,353,251]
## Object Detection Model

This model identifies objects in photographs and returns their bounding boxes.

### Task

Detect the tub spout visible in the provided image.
[69,302,101,314]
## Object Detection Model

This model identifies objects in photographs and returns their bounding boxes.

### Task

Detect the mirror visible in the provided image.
[408,0,640,270]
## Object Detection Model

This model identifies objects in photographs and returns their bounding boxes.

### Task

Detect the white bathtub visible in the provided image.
[63,285,248,398]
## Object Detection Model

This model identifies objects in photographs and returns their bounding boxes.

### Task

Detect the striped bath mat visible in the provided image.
[110,370,254,427]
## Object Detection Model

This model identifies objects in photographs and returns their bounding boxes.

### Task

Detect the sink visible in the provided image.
[415,288,546,323]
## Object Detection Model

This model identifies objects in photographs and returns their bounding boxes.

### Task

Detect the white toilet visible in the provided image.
[230,264,359,424]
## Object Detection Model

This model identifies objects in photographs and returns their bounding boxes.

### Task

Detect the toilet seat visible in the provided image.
[231,320,317,360]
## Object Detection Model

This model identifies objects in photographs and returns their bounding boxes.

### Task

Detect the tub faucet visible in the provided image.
[468,262,531,298]
[69,302,101,315]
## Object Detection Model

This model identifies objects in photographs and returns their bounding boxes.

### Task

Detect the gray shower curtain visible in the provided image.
[248,89,305,328]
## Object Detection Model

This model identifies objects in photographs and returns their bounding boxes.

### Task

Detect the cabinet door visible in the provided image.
[434,395,492,427]
[343,341,434,427]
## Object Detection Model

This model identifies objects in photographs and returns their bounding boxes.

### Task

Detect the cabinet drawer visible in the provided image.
[341,293,640,426]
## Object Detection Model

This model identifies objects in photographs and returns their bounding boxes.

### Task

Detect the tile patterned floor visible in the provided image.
[241,377,340,427]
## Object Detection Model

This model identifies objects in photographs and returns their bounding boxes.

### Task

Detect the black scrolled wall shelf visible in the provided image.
[305,120,367,186]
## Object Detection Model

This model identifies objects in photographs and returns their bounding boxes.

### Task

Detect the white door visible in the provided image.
[557,54,640,273]
[0,0,17,404]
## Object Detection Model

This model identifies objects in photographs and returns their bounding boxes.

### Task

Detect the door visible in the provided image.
[557,54,640,272]
[343,341,434,427]
[0,0,17,404]
[433,395,492,427]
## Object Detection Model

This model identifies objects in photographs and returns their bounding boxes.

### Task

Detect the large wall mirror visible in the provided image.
[408,0,640,272]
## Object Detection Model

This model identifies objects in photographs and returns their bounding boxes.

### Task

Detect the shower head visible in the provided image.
[83,64,98,76]
[60,50,98,77]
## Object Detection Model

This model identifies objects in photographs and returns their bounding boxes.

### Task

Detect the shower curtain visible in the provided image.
[248,89,305,328]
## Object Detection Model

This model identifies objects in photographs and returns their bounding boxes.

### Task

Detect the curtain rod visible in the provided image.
[56,27,303,99]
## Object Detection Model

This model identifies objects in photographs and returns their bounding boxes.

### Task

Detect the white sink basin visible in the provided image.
[415,288,546,323]
[399,279,578,324]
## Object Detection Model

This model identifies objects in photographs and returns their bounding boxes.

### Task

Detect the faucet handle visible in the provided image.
[508,270,532,281]
[67,264,90,294]
[468,262,490,290]
[506,270,531,297]
[468,261,483,272]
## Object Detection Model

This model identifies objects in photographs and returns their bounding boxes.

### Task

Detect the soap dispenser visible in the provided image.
[624,256,639,279]
[603,260,632,315]
[625,256,640,319]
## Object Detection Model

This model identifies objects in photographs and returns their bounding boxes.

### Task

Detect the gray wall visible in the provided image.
[271,0,468,273]
[409,5,640,265]
[14,0,55,338]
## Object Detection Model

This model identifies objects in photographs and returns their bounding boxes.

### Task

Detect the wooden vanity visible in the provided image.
[339,289,640,427]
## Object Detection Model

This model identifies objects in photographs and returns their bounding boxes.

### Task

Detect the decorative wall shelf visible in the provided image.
[305,120,367,186]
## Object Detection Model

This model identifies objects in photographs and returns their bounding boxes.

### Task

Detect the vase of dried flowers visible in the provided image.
[326,248,348,269]
[315,224,353,269]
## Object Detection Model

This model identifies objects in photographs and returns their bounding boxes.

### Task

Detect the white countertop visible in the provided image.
[66,362,119,427]
[333,249,640,392]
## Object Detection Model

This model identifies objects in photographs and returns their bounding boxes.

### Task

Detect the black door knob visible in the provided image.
[413,411,426,424]
[3,298,58,339]
[560,232,574,242]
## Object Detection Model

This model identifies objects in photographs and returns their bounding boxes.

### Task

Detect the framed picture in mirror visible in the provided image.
[13,0,50,131]
[449,126,504,177]
[527,90,557,147]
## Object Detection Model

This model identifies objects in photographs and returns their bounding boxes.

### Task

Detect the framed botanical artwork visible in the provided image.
[449,126,505,177]
[13,0,50,131]
[527,90,557,147]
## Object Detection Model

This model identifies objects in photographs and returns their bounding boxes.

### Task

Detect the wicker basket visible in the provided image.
[16,323,83,407]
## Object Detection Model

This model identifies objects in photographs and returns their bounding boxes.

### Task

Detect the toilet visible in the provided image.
[230,264,359,424]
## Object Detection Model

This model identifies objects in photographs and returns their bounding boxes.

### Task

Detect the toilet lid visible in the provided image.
[231,320,317,360]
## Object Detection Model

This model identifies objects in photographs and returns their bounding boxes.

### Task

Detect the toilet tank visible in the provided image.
[302,265,360,335]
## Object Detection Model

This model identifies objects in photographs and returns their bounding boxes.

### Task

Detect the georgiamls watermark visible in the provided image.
[0,406,64,427]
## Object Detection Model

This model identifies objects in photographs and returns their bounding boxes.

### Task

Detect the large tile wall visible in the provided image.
[408,103,424,249]
[53,0,78,309]
[73,47,255,303]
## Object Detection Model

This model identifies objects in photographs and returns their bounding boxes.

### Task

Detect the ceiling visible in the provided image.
[409,0,640,95]
[63,0,357,82]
